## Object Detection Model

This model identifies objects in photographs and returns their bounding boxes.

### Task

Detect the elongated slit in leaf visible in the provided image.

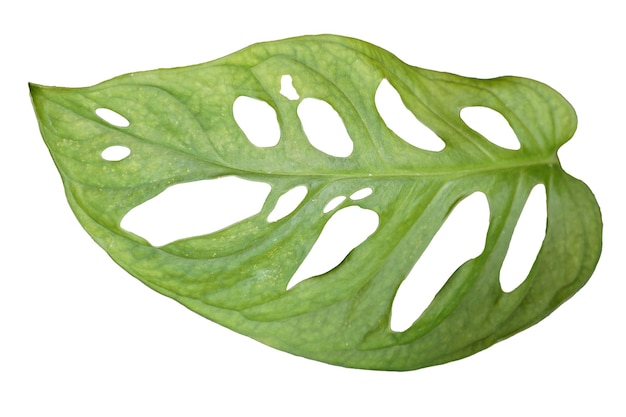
[287,206,379,290]
[323,196,346,213]
[460,106,520,150]
[500,184,547,292]
[267,185,308,222]
[375,79,445,152]
[390,192,490,332]
[95,107,130,127]
[350,187,373,200]
[297,98,353,157]
[121,177,271,246]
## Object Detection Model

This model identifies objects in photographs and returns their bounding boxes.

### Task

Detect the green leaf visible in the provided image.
[30,34,602,371]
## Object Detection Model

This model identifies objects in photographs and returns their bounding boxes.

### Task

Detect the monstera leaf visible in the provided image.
[30,35,602,371]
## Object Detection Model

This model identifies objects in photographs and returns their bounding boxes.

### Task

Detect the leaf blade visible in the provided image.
[30,35,602,371]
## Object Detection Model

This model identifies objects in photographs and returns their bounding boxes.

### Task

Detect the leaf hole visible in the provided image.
[500,184,547,292]
[460,106,520,150]
[233,96,281,147]
[280,74,299,100]
[101,145,131,162]
[323,196,346,213]
[95,108,130,127]
[375,79,445,152]
[287,206,379,290]
[121,176,271,247]
[350,187,373,201]
[297,98,354,157]
[390,192,490,332]
[267,185,308,222]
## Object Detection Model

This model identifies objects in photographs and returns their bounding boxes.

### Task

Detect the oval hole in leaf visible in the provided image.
[233,96,280,147]
[297,98,353,157]
[280,74,299,100]
[323,196,346,213]
[390,192,490,332]
[121,176,271,247]
[350,187,373,201]
[500,184,547,292]
[375,79,445,152]
[95,107,130,127]
[101,145,131,162]
[460,106,520,150]
[287,206,379,290]
[267,185,308,222]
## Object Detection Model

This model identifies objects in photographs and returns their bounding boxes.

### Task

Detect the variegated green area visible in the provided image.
[30,35,601,370]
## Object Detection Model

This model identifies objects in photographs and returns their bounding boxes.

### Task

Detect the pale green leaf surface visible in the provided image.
[30,35,602,370]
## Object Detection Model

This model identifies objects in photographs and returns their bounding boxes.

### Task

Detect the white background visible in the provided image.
[2,1,624,415]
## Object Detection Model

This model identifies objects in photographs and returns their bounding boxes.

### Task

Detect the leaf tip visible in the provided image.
[28,82,50,109]
[28,82,43,96]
